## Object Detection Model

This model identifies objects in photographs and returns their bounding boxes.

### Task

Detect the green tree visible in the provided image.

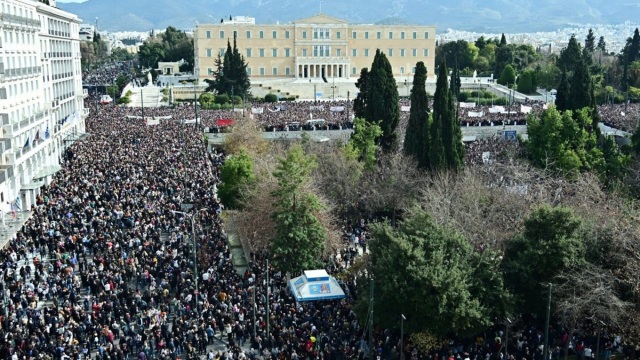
[557,35,583,72]
[430,60,464,171]
[347,117,383,170]
[498,64,516,86]
[270,145,327,274]
[403,61,431,169]
[494,37,513,79]
[207,35,250,97]
[138,40,165,68]
[364,49,400,152]
[366,208,508,336]
[555,71,570,111]
[353,68,369,119]
[597,36,607,53]
[503,205,585,315]
[198,93,216,107]
[517,70,533,93]
[526,107,601,173]
[585,28,596,53]
[218,148,255,209]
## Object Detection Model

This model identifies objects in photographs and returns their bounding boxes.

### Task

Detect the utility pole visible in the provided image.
[266,259,270,349]
[191,214,199,317]
[400,314,406,360]
[193,80,198,129]
[543,283,552,360]
[368,277,374,360]
[314,84,317,103]
[252,286,256,336]
[346,91,350,124]
[141,88,144,120]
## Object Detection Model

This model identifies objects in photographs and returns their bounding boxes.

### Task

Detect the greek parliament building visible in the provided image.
[194,14,436,81]
[0,0,87,213]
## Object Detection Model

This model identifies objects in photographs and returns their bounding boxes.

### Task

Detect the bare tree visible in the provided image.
[554,265,633,360]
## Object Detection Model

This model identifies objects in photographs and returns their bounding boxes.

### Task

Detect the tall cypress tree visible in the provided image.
[354,68,369,119]
[555,71,570,112]
[429,61,448,170]
[431,60,464,171]
[568,59,592,111]
[231,34,250,97]
[403,61,430,169]
[364,49,400,152]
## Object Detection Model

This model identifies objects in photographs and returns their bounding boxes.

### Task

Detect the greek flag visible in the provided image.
[23,137,29,149]
[45,126,50,139]
[14,197,21,211]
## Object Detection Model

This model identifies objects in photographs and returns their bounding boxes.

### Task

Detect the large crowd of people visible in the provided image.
[82,61,134,86]
[0,60,635,359]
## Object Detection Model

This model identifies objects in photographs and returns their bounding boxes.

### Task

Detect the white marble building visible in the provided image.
[0,0,87,213]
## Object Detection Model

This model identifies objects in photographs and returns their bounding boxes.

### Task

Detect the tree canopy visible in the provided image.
[270,145,328,274]
[206,35,250,97]
[403,61,431,169]
[366,208,508,337]
[363,49,400,152]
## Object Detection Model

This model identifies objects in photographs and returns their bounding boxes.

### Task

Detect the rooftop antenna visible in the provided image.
[319,0,322,14]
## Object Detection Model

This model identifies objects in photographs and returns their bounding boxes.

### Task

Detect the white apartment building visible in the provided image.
[0,0,87,212]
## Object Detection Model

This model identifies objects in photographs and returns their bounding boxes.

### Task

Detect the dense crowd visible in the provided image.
[598,103,640,132]
[82,62,134,86]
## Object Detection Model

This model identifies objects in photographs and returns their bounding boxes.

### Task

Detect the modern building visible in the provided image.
[0,0,87,212]
[195,14,436,82]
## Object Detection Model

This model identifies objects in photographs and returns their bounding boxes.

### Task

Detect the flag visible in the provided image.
[14,197,21,211]
[33,130,40,144]
[23,137,29,149]
[10,203,16,219]
[45,126,50,139]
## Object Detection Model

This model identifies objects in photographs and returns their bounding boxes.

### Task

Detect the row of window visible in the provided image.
[206,48,430,58]
[207,66,422,76]
[206,29,431,41]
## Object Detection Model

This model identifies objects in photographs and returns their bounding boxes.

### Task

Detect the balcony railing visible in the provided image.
[0,13,41,29]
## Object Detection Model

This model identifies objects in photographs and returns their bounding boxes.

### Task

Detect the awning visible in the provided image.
[33,165,62,179]
[20,181,45,191]
[288,269,346,302]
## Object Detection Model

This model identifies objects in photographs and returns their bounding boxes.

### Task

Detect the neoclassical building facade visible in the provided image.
[195,14,436,81]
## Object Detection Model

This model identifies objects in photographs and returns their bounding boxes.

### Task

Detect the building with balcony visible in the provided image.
[195,14,436,82]
[0,0,86,212]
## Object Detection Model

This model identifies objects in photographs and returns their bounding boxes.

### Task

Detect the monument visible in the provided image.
[147,72,153,87]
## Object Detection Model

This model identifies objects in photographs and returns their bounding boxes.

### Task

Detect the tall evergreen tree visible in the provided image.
[558,35,583,72]
[555,71,570,112]
[231,34,250,96]
[597,36,607,53]
[585,28,596,53]
[403,62,431,169]
[364,49,400,152]
[568,59,592,111]
[494,36,513,79]
[430,60,463,171]
[353,68,369,119]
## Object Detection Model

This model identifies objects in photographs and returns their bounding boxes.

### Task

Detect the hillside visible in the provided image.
[59,0,638,32]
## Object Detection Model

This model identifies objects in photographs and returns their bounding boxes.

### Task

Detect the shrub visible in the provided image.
[232,95,243,104]
[264,93,278,103]
[457,92,470,102]
[215,94,230,104]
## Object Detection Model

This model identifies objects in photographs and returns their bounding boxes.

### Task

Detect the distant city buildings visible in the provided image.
[437,22,640,54]
[0,0,87,210]
[194,14,437,81]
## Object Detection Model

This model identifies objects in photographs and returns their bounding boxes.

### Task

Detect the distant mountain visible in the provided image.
[58,0,638,33]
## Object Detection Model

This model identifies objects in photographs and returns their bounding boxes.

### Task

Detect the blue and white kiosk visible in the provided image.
[288,269,346,302]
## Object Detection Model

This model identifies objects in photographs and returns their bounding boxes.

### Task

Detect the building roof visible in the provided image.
[294,13,348,25]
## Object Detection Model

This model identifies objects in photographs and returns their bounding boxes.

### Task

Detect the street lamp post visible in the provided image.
[505,318,512,360]
[543,283,552,360]
[171,209,207,316]
[400,314,406,360]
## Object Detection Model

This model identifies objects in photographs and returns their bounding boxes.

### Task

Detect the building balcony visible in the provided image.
[0,13,41,31]
[0,165,15,186]
[0,138,11,154]
[5,66,41,79]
